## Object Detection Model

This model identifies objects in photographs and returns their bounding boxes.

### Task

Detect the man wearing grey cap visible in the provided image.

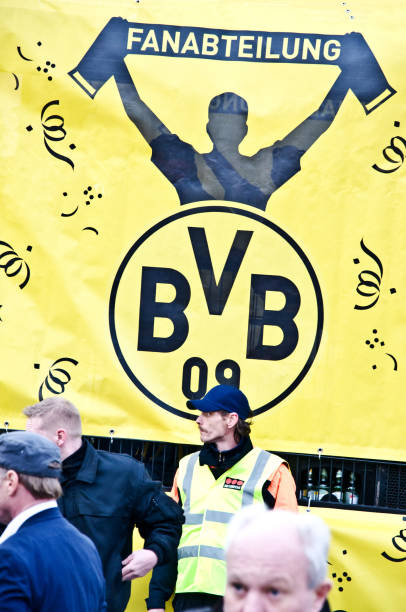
[0,431,106,611]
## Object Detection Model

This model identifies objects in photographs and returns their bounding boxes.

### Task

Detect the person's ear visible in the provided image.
[206,121,212,139]
[227,412,239,429]
[55,429,67,447]
[5,470,19,497]
[313,580,332,612]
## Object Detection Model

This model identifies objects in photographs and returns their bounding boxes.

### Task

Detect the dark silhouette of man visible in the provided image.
[114,61,350,209]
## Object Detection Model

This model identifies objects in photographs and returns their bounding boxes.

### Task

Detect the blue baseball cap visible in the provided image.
[187,385,251,420]
[0,431,62,478]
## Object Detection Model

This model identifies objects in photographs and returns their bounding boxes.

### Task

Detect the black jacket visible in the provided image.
[58,439,183,612]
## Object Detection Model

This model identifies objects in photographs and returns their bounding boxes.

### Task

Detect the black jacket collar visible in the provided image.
[199,436,253,478]
[61,439,98,485]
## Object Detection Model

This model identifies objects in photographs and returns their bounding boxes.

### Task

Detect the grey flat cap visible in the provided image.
[0,431,61,478]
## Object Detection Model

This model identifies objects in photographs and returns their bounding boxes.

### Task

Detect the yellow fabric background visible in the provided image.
[1,0,405,461]
[128,507,406,611]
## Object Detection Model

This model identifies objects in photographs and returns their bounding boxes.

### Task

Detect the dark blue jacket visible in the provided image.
[0,507,106,611]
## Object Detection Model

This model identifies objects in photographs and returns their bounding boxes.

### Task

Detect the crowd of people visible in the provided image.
[0,386,332,611]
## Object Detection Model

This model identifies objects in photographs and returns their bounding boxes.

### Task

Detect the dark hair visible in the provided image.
[219,410,253,442]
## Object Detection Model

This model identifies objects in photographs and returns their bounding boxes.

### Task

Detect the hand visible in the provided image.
[121,549,158,581]
[338,32,366,72]
[101,16,131,61]
[107,16,130,35]
[147,609,165,612]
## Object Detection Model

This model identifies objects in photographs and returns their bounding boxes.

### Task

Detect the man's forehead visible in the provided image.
[229,532,307,583]
[229,526,303,559]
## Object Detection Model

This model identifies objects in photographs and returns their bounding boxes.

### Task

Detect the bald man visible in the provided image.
[224,507,331,612]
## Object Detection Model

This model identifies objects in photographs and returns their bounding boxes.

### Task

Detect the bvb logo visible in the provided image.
[109,204,323,419]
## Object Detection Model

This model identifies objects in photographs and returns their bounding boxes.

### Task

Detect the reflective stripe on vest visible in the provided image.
[178,545,226,561]
[175,447,284,596]
[241,449,273,505]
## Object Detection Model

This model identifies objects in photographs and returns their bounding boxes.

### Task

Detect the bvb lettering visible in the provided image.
[137,225,300,361]
[137,267,300,360]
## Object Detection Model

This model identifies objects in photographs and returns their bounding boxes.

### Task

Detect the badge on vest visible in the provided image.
[224,477,245,490]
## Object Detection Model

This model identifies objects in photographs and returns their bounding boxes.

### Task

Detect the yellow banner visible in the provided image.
[307,507,406,612]
[1,0,405,460]
[128,507,406,611]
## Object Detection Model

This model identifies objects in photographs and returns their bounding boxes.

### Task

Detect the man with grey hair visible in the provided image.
[223,506,331,612]
[0,431,106,610]
[24,397,183,612]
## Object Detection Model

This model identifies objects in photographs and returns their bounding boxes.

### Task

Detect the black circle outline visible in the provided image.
[109,205,323,420]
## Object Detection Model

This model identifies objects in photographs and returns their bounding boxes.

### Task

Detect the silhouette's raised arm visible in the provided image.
[278,72,350,153]
[114,61,171,144]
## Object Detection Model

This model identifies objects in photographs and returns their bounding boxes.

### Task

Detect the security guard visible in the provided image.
[147,384,297,612]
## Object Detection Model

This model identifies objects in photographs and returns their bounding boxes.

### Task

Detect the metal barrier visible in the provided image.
[85,434,406,513]
[1,429,405,513]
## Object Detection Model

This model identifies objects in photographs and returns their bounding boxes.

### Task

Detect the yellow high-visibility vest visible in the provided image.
[175,447,284,596]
